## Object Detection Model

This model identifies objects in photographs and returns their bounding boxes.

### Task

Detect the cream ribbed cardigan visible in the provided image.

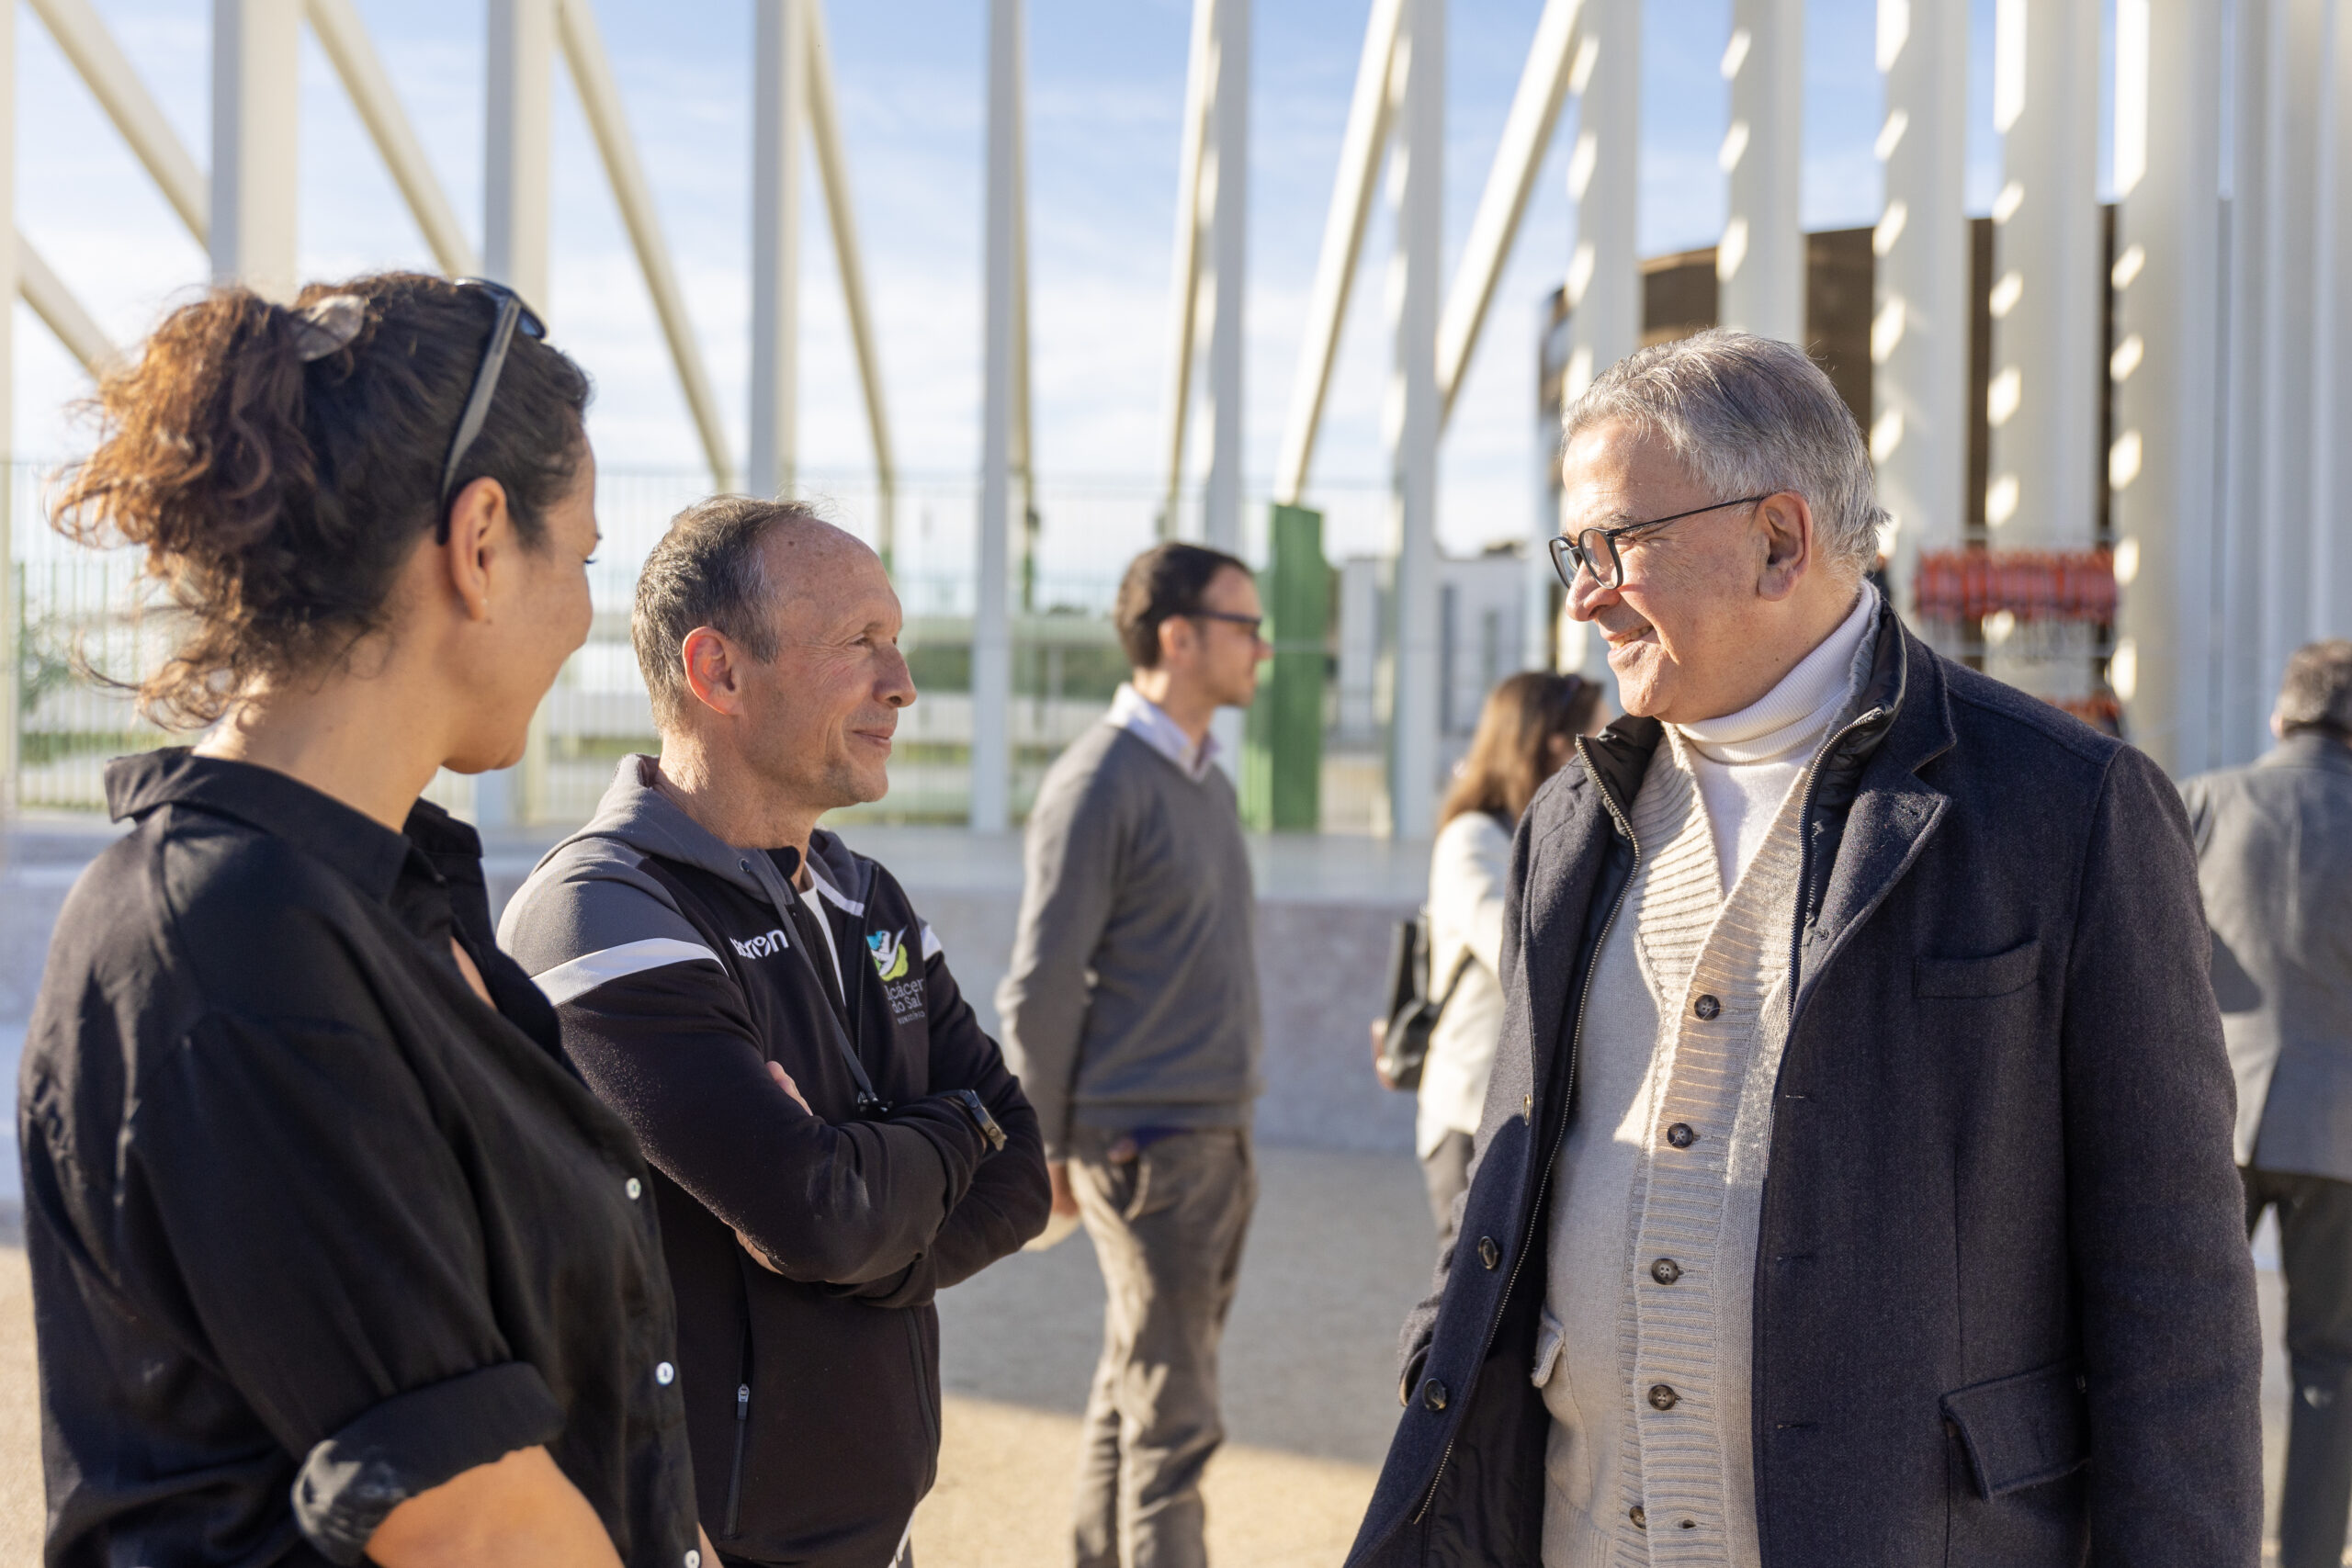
[1536,608,1879,1568]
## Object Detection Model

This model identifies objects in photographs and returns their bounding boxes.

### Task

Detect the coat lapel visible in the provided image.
[1792,637,1958,1022]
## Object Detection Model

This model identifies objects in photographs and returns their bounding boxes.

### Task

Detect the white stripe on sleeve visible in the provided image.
[920,922,943,961]
[532,937,724,1008]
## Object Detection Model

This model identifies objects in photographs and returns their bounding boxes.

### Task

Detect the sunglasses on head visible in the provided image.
[435,277,548,543]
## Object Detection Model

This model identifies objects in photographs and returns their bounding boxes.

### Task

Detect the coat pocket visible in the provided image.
[1940,1359,2089,1499]
[1915,939,2042,999]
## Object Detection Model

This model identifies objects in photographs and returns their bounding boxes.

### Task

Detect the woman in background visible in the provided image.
[1417,671,1601,1236]
[22,275,704,1566]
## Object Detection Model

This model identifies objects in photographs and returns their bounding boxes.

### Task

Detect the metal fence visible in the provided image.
[6,460,1402,829]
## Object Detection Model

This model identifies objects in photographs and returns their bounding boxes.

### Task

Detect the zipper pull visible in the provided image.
[737,1383,751,1418]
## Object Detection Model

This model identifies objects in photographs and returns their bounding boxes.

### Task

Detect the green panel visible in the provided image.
[1243,503,1329,832]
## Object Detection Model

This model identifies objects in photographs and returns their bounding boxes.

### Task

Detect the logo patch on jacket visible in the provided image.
[730,929,788,959]
[867,928,910,982]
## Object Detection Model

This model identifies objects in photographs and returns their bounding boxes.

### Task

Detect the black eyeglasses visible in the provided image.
[1187,609,1266,641]
[1549,493,1772,591]
[436,277,548,542]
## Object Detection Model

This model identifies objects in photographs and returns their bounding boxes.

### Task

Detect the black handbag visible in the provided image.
[1374,911,1473,1092]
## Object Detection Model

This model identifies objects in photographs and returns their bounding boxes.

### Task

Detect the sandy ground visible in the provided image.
[0,1154,2322,1567]
[911,1146,1432,1566]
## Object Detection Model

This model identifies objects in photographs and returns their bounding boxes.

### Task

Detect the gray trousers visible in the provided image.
[1069,1125,1256,1568]
[2245,1167,2352,1568]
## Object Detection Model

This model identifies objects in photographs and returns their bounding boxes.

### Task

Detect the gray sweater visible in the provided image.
[995,723,1262,1161]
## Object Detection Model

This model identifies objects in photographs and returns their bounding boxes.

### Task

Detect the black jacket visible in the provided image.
[500,758,1050,1567]
[1346,618,2263,1567]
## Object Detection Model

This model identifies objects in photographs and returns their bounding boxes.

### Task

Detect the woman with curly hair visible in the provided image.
[21,275,707,1568]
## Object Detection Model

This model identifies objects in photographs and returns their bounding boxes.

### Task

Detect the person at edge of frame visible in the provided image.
[499,496,1049,1568]
[1343,328,2261,1568]
[996,542,1271,1568]
[2185,638,2352,1568]
[21,274,714,1565]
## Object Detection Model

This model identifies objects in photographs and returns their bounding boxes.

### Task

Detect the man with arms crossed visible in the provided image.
[1346,332,2260,1567]
[2185,640,2352,1568]
[502,499,1049,1568]
[998,542,1268,1568]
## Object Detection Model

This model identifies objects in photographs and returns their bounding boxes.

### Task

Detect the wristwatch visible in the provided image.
[947,1089,1009,1154]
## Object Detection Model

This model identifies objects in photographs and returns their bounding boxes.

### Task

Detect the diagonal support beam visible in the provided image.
[306,0,476,276]
[19,232,122,375]
[1273,0,1406,505]
[804,2,898,557]
[558,0,736,490]
[28,0,208,243]
[1435,0,1581,425]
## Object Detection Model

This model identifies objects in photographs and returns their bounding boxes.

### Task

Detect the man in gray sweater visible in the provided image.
[998,541,1267,1568]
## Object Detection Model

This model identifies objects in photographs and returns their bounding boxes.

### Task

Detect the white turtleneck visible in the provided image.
[1673,586,1879,893]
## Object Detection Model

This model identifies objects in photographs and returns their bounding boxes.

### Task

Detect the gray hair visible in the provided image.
[2278,640,2352,738]
[1561,328,1883,575]
[632,494,815,729]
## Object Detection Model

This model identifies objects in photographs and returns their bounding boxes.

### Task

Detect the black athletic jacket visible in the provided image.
[499,757,1049,1567]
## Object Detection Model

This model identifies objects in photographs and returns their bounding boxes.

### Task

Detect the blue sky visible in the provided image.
[16,1,2093,577]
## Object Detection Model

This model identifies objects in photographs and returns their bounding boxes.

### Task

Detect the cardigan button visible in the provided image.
[1694,994,1721,1021]
[1666,1122,1697,1149]
[1648,1383,1679,1411]
[1422,1378,1449,1412]
[1650,1257,1681,1285]
[1477,1236,1500,1270]
[1629,1506,1647,1529]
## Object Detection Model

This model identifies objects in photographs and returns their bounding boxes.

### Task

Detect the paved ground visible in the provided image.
[0,1157,2323,1566]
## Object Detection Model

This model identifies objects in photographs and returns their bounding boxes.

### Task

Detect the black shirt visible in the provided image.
[17,751,700,1567]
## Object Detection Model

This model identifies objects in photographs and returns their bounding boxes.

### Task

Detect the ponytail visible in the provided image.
[53,273,591,728]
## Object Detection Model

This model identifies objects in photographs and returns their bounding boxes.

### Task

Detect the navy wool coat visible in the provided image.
[1347,618,2263,1568]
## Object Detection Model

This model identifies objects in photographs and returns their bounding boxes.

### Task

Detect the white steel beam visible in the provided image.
[479,0,557,829]
[1717,0,1804,341]
[558,0,735,490]
[1203,0,1250,772]
[28,0,207,243]
[2109,0,2222,774]
[1273,0,1404,505]
[1386,0,1442,839]
[2219,0,2272,761]
[19,232,121,375]
[1435,0,1580,425]
[1872,0,1969,621]
[972,0,1023,832]
[1012,80,1035,532]
[1566,0,1639,405]
[486,0,554,305]
[2318,0,2352,640]
[1984,0,2101,699]
[1203,0,1249,556]
[749,0,805,502]
[211,0,301,299]
[1,0,17,807]
[1159,0,1216,528]
[804,2,897,559]
[2256,0,2325,707]
[306,0,475,276]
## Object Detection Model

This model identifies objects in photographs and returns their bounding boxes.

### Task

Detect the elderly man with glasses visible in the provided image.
[1344,330,2260,1568]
